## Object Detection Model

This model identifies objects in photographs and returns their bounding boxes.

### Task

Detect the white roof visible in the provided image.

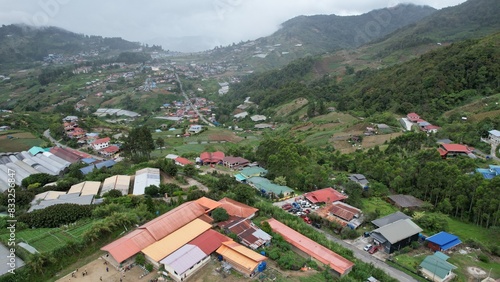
[102,175,130,195]
[133,168,160,195]
[166,154,179,160]
[80,181,101,196]
[489,130,500,137]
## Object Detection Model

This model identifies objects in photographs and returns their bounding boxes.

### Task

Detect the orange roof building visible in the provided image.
[218,197,258,219]
[195,196,221,213]
[101,201,207,265]
[216,241,267,276]
[142,219,212,267]
[101,229,156,265]
[265,218,354,277]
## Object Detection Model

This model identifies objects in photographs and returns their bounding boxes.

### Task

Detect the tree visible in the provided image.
[212,207,229,222]
[273,176,287,186]
[161,159,178,177]
[183,164,196,177]
[233,184,257,206]
[156,137,165,152]
[145,185,160,197]
[122,126,155,162]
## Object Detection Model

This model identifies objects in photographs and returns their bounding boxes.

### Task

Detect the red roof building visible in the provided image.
[218,217,271,249]
[50,147,82,163]
[99,145,120,156]
[328,202,361,222]
[174,157,193,166]
[101,229,156,264]
[200,151,225,164]
[438,144,474,158]
[218,197,258,219]
[189,229,231,255]
[266,218,354,277]
[407,112,420,122]
[303,188,347,204]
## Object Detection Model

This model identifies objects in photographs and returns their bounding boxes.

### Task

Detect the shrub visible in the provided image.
[478,253,490,263]
[145,263,154,272]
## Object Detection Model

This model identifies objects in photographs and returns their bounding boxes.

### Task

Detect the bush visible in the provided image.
[212,207,229,222]
[18,204,94,228]
[478,253,490,263]
[135,253,146,266]
[145,263,154,272]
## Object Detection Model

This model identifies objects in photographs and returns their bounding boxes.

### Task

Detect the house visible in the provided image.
[189,124,202,133]
[328,202,362,229]
[425,232,462,252]
[371,211,411,228]
[488,130,500,144]
[99,145,119,157]
[160,230,231,282]
[303,188,347,204]
[199,151,225,165]
[133,168,160,195]
[370,219,422,254]
[218,197,258,219]
[174,157,193,166]
[407,112,420,123]
[0,125,11,131]
[438,144,475,159]
[419,252,457,282]
[247,176,294,198]
[195,197,221,214]
[92,137,110,150]
[348,174,369,190]
[142,219,212,268]
[266,218,354,277]
[222,156,250,169]
[423,124,441,134]
[215,241,267,277]
[233,111,248,119]
[388,194,425,209]
[218,217,271,249]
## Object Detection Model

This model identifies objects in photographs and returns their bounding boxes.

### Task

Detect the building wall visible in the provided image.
[221,257,256,277]
[427,242,441,252]
[93,142,109,150]
[421,268,447,282]
[145,254,160,270]
[388,233,420,253]
[163,255,210,282]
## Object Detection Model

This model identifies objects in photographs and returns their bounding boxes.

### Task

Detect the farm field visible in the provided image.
[0,220,95,253]
[0,131,44,152]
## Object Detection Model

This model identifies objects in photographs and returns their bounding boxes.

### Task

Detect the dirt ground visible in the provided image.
[56,257,158,282]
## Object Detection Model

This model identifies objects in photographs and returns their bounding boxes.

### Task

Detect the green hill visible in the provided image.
[0,24,147,65]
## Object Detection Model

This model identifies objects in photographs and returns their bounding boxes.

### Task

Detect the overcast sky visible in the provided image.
[1,0,466,52]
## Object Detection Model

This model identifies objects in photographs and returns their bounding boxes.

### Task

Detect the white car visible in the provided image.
[296,212,305,216]
[363,244,372,251]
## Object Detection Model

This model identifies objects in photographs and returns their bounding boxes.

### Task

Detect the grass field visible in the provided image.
[0,131,44,152]
[445,217,498,247]
[361,197,398,217]
[0,220,95,253]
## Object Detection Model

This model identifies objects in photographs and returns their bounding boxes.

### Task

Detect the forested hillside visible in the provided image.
[369,0,500,58]
[334,33,500,118]
[0,24,147,64]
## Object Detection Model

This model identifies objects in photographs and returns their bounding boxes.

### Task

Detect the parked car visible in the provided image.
[312,205,319,210]
[289,208,298,213]
[368,246,378,254]
[296,211,305,216]
[363,244,372,251]
[282,203,292,210]
[303,216,312,224]
[312,222,321,229]
[304,209,311,214]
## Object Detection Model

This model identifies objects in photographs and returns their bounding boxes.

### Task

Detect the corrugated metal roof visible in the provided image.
[80,181,101,196]
[304,188,347,204]
[266,218,354,275]
[218,197,258,219]
[101,229,156,263]
[195,197,221,212]
[372,211,411,228]
[215,241,266,273]
[68,182,85,194]
[133,167,160,195]
[419,252,457,279]
[425,232,462,251]
[372,219,422,244]
[189,229,231,255]
[142,219,212,262]
[139,201,206,241]
[160,244,206,275]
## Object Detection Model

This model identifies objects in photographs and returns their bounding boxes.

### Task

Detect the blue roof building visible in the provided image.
[425,231,462,252]
[476,165,500,179]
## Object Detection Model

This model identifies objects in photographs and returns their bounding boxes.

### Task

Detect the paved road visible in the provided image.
[273,199,417,281]
[175,73,214,127]
[317,229,418,282]
[490,143,500,162]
